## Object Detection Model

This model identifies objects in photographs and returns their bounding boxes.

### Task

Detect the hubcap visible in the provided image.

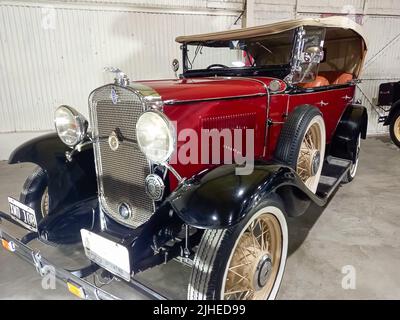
[254,254,273,290]
[311,150,321,176]
[223,214,282,300]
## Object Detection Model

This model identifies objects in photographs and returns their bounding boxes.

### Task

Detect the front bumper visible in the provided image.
[0,211,167,300]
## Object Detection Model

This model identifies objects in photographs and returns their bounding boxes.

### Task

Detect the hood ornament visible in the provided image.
[104,67,130,87]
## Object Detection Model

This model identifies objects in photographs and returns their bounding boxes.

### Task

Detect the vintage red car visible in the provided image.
[0,16,368,300]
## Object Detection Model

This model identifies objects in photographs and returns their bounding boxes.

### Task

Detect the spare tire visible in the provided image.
[275,105,326,193]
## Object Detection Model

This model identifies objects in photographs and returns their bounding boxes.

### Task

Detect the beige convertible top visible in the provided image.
[176,16,367,77]
[175,16,367,47]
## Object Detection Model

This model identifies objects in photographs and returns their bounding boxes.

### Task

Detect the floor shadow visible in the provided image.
[287,189,337,256]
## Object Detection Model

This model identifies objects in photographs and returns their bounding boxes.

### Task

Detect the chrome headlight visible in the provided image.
[54,105,88,147]
[136,111,175,163]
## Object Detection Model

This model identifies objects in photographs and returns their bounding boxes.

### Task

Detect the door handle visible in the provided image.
[317,100,329,107]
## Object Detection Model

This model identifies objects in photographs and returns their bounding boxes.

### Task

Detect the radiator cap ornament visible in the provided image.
[145,174,165,201]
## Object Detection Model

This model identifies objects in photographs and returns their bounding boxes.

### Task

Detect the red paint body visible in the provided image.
[141,77,355,189]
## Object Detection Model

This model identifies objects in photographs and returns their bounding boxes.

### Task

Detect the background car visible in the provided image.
[377,81,400,148]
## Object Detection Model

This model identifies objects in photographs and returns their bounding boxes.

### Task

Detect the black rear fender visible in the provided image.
[330,104,368,162]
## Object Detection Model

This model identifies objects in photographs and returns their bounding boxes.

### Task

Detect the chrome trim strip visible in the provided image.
[163,92,266,105]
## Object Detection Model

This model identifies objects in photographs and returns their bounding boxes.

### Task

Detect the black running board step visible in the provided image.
[316,156,352,198]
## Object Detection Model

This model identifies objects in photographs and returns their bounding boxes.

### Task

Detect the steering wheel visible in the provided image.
[206,64,228,70]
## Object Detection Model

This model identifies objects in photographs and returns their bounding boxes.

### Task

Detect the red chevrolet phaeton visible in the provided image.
[0,16,368,300]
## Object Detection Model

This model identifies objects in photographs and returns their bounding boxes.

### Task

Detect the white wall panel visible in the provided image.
[356,15,400,134]
[297,0,365,14]
[0,3,240,135]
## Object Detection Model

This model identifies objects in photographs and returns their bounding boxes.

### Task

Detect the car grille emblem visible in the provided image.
[108,130,120,151]
[110,87,119,105]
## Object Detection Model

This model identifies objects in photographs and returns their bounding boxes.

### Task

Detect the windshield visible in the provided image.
[185,30,295,71]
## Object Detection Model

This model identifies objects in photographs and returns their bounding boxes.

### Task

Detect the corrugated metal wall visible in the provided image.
[0,0,243,135]
[1,0,399,159]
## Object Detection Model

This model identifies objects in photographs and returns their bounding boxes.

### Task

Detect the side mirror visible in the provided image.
[172,59,179,74]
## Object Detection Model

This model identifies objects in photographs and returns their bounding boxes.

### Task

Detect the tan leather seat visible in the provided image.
[300,76,329,88]
[332,73,353,85]
[319,71,353,85]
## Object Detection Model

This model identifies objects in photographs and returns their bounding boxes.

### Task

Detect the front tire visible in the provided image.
[389,109,400,148]
[188,199,288,300]
[19,166,49,222]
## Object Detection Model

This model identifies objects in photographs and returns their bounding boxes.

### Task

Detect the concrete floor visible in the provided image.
[0,136,399,299]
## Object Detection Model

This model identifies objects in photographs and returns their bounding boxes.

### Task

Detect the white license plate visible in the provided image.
[8,197,38,232]
[80,229,131,281]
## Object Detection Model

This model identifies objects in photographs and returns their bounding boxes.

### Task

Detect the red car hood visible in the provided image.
[138,77,277,104]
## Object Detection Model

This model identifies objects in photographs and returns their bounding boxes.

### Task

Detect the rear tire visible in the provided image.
[188,199,288,300]
[19,166,49,222]
[389,109,400,148]
[275,105,326,193]
[342,133,361,183]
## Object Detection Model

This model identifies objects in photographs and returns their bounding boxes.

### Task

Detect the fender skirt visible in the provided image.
[168,163,325,229]
[8,132,97,214]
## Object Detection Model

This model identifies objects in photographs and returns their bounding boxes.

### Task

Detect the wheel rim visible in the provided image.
[394,116,400,142]
[297,118,324,192]
[40,187,49,217]
[223,213,282,300]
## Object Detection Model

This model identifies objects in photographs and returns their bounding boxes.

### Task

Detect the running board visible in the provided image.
[316,156,352,199]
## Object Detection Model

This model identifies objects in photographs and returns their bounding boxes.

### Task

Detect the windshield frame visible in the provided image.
[180,36,295,78]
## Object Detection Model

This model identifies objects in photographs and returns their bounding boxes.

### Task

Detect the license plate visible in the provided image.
[80,229,131,281]
[7,197,38,232]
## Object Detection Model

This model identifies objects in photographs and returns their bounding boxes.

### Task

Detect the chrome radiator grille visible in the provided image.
[89,85,154,228]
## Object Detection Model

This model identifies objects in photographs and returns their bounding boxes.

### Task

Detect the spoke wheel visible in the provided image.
[394,116,400,143]
[188,202,288,300]
[223,213,282,300]
[389,110,400,148]
[40,187,49,217]
[297,121,323,190]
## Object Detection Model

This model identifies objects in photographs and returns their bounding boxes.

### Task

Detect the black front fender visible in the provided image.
[168,163,323,229]
[8,132,97,213]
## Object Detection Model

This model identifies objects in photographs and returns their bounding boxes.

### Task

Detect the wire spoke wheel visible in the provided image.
[40,187,49,217]
[296,121,323,190]
[223,213,282,300]
[394,116,400,142]
[188,204,288,301]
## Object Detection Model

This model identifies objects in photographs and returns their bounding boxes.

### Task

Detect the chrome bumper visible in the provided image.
[0,211,167,300]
